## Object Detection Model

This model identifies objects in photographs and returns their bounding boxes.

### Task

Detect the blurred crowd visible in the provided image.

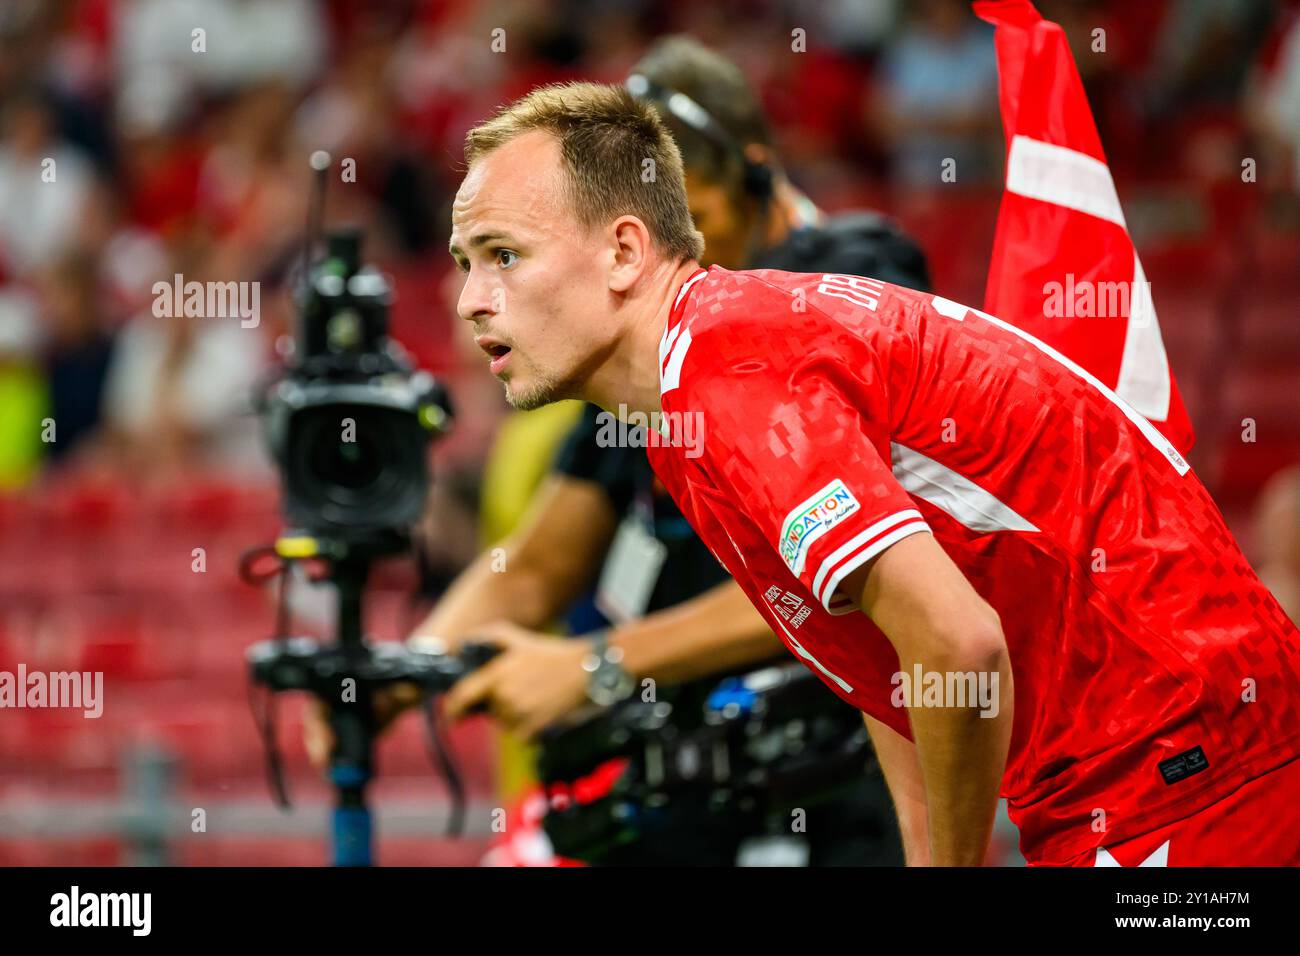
[0,0,1297,540]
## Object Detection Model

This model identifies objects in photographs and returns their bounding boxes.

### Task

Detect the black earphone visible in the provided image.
[626,72,774,202]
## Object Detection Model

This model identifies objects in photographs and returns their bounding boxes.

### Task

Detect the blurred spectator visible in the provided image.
[790,0,902,58]
[113,0,326,135]
[1254,465,1300,623]
[36,248,115,463]
[294,29,443,255]
[1145,0,1275,119]
[197,83,311,283]
[1245,3,1300,190]
[98,239,269,482]
[873,0,1000,187]
[0,86,101,276]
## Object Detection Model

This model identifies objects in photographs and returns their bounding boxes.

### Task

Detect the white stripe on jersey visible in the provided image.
[811,508,926,601]
[890,443,1040,534]
[659,322,683,371]
[811,443,1041,611]
[673,268,708,309]
[819,521,931,613]
[661,326,693,394]
[660,269,712,392]
[1094,840,1170,867]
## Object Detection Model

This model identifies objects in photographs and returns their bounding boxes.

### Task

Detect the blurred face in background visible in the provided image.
[684,168,756,270]
[450,130,622,410]
[38,254,100,347]
[2,96,52,157]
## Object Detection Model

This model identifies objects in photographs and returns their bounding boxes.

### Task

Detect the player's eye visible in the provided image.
[495,249,519,269]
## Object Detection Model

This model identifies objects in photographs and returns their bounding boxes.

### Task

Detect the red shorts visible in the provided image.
[1053,755,1300,867]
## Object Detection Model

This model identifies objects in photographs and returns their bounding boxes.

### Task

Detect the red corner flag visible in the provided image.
[973,0,1195,453]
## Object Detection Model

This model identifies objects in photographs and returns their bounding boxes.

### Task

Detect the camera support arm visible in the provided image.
[246,535,495,866]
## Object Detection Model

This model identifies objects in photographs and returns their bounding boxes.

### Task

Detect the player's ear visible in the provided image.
[607,215,651,293]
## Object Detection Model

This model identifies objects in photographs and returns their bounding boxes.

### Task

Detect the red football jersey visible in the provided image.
[646,265,1300,862]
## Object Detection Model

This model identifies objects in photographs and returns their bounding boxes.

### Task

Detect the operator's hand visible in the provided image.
[301,681,422,770]
[301,622,480,768]
[444,621,591,740]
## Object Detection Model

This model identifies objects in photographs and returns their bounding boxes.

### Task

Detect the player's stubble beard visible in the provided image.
[501,334,621,412]
[502,362,564,411]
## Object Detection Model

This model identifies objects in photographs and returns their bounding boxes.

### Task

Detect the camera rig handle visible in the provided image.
[242,539,497,866]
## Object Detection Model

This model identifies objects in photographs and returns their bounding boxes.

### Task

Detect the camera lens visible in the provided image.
[311,428,382,491]
[286,404,427,532]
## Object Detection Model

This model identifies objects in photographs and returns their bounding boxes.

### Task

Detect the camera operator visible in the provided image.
[305,37,930,865]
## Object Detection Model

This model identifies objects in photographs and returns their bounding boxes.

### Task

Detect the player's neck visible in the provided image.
[581,258,701,421]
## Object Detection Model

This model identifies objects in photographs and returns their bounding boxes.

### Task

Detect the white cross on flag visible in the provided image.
[974,0,1195,454]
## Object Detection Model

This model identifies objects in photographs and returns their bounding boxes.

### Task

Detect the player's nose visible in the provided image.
[456,270,498,324]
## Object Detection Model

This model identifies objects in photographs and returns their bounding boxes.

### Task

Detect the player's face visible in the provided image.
[450,131,618,410]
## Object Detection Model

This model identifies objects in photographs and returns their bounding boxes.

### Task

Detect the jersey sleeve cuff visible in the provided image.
[812,509,932,614]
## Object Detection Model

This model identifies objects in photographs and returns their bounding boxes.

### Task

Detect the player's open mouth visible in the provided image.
[476,336,513,374]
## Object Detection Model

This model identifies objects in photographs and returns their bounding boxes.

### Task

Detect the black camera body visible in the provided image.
[534,660,875,862]
[260,228,450,545]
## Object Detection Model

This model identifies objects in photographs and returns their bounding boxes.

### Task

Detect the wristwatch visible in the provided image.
[582,630,636,707]
[406,632,449,655]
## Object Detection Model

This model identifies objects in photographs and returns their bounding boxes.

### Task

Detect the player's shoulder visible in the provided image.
[678,267,820,347]
[685,265,923,334]
[680,266,801,331]
[677,267,924,369]
[669,267,811,383]
[663,265,932,412]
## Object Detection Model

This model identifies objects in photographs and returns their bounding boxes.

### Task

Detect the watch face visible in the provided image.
[589,662,635,706]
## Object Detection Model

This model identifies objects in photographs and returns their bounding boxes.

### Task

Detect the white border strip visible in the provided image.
[1114,250,1172,422]
[660,326,692,394]
[673,268,707,309]
[811,508,924,599]
[770,611,854,692]
[818,521,930,612]
[1005,134,1126,228]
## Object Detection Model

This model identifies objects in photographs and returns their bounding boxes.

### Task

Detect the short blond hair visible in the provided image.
[465,81,705,262]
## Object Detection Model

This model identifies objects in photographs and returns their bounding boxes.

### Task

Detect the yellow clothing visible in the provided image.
[476,400,584,799]
[0,363,48,490]
[478,400,584,548]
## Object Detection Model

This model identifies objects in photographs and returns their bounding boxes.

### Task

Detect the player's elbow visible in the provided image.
[963,600,1007,666]
[927,601,1007,674]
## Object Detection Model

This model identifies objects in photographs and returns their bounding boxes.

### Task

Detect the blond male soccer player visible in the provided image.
[444,82,1300,867]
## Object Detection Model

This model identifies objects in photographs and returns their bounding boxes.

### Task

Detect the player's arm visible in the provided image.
[840,533,1014,867]
[411,473,618,642]
[608,580,780,685]
[862,712,931,866]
